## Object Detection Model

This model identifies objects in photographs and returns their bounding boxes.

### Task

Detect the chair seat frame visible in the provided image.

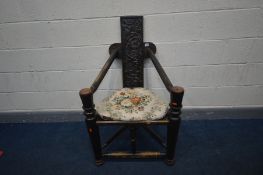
[79,16,184,166]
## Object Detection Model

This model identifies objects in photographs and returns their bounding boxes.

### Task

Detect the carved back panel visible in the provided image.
[121,16,144,88]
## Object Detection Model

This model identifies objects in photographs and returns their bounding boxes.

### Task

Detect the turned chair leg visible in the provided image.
[80,88,103,166]
[165,86,184,165]
[85,116,103,166]
[166,116,181,165]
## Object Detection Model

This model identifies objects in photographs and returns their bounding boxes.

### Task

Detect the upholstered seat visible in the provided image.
[96,88,168,121]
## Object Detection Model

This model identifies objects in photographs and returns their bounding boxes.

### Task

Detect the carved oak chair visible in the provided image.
[79,16,184,166]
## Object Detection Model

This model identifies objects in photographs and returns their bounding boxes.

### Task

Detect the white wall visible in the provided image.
[0,0,263,112]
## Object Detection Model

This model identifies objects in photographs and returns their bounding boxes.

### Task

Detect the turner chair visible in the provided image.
[79,16,184,166]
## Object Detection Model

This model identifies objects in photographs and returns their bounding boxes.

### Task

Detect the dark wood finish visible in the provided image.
[130,127,137,154]
[85,116,104,166]
[165,86,184,165]
[103,151,166,159]
[121,16,144,87]
[79,88,104,166]
[79,88,94,112]
[102,126,127,149]
[144,42,156,57]
[170,86,184,108]
[109,43,121,55]
[89,46,120,93]
[166,117,181,165]
[143,126,166,148]
[79,16,184,166]
[96,119,169,125]
[146,47,174,92]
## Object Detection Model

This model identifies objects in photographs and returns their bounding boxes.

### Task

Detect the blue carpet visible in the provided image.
[0,119,263,175]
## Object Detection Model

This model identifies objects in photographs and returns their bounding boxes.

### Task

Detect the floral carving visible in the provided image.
[121,16,144,87]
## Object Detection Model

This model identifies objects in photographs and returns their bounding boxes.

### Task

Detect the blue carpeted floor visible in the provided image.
[0,119,263,175]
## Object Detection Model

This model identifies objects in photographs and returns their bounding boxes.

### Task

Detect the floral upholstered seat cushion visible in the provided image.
[96,88,168,121]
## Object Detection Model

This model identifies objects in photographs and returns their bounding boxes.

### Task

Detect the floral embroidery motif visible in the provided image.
[96,88,168,121]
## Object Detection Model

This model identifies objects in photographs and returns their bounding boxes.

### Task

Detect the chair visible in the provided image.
[79,16,184,166]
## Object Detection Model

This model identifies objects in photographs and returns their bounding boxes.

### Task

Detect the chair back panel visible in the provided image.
[121,16,144,88]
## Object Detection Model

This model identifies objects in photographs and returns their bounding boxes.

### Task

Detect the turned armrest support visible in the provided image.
[79,88,95,112]
[146,47,184,111]
[169,86,184,110]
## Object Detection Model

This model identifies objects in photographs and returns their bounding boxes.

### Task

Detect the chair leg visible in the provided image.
[165,116,181,165]
[85,116,104,166]
[79,88,103,166]
[165,86,184,165]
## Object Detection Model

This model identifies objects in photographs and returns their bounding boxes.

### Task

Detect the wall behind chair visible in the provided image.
[0,0,263,112]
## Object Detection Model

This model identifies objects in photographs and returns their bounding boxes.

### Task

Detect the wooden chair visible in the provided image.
[79,16,184,166]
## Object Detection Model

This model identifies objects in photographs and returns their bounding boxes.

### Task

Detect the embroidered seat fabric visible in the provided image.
[96,88,168,121]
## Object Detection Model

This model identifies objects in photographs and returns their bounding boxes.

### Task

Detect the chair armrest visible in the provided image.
[90,46,120,93]
[146,47,174,92]
[80,45,120,96]
[146,47,184,109]
[79,46,120,111]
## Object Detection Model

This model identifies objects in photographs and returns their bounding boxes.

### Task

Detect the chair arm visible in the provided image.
[146,47,184,109]
[146,47,174,92]
[91,46,120,93]
[80,45,120,95]
[79,46,120,111]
